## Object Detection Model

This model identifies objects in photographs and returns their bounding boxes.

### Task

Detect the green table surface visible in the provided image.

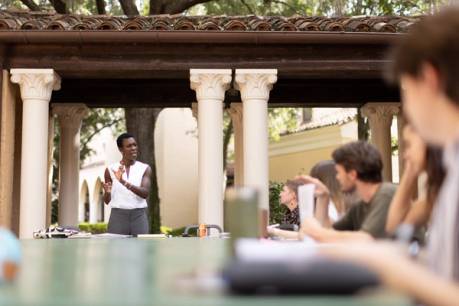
[0,238,412,306]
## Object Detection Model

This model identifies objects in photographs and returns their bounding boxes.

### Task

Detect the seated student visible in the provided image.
[267,179,303,239]
[298,141,397,242]
[278,179,302,227]
[386,125,445,236]
[325,9,459,306]
[268,164,357,239]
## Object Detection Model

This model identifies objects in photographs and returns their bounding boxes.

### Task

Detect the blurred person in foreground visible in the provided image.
[325,8,459,306]
[385,125,445,238]
[298,141,396,242]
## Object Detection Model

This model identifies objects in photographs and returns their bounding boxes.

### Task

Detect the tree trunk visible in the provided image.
[49,0,68,14]
[149,0,214,15]
[19,0,41,11]
[96,0,106,14]
[126,108,162,233]
[119,0,139,16]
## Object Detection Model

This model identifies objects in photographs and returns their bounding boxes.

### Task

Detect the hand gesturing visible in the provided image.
[103,182,112,194]
[114,164,125,181]
[294,175,330,198]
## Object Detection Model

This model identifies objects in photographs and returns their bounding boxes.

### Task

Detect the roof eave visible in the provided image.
[0,30,402,45]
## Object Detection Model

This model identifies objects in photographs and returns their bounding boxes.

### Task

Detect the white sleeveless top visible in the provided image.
[108,161,148,209]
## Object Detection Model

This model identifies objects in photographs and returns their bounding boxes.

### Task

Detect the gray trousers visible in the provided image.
[108,208,149,235]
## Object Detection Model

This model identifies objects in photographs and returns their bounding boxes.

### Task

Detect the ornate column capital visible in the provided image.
[52,103,89,129]
[234,69,277,101]
[361,102,400,125]
[228,103,243,122]
[10,69,61,101]
[190,69,232,101]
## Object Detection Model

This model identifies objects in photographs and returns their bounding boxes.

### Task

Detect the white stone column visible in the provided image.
[396,109,405,179]
[228,103,244,186]
[235,69,277,217]
[361,103,400,182]
[53,104,89,227]
[11,69,61,238]
[190,69,231,228]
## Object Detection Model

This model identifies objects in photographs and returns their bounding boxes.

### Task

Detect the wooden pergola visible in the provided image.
[0,11,414,106]
[0,11,413,237]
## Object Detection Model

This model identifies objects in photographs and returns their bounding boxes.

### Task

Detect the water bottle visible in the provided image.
[224,187,259,254]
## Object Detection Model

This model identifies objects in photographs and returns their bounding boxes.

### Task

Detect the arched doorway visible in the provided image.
[79,181,90,223]
[93,178,105,222]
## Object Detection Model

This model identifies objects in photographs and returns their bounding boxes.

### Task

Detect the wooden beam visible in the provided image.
[50,78,399,107]
[4,43,391,79]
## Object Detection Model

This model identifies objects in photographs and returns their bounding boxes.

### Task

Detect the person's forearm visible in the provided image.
[386,167,419,234]
[129,184,149,199]
[312,228,373,243]
[404,199,432,228]
[270,228,300,239]
[120,179,149,199]
[382,259,459,306]
[103,193,111,204]
[314,195,332,228]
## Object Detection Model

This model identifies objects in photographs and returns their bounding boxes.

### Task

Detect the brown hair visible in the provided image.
[332,141,383,183]
[284,178,305,200]
[310,160,344,213]
[386,8,459,105]
[425,146,445,205]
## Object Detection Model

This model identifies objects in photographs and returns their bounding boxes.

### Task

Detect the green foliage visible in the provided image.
[268,108,301,141]
[80,108,125,162]
[4,0,447,18]
[79,222,108,234]
[160,225,197,237]
[0,0,23,10]
[195,0,446,17]
[269,181,289,224]
[391,135,399,155]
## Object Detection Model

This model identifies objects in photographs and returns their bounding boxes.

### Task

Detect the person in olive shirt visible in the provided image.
[298,141,396,242]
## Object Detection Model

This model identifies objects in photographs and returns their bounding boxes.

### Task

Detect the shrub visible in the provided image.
[269,181,288,225]
[160,225,197,237]
[79,222,108,234]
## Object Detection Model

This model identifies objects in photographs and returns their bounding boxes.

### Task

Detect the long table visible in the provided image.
[0,238,412,306]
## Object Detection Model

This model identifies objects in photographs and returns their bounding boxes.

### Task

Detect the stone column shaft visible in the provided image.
[11,69,60,238]
[190,69,231,228]
[361,103,400,182]
[235,69,277,218]
[53,104,88,227]
[228,103,244,186]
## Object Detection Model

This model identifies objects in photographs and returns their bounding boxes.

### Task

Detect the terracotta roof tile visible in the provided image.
[0,10,420,33]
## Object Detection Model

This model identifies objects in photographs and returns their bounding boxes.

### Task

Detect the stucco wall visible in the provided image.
[269,121,358,183]
[155,108,199,229]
